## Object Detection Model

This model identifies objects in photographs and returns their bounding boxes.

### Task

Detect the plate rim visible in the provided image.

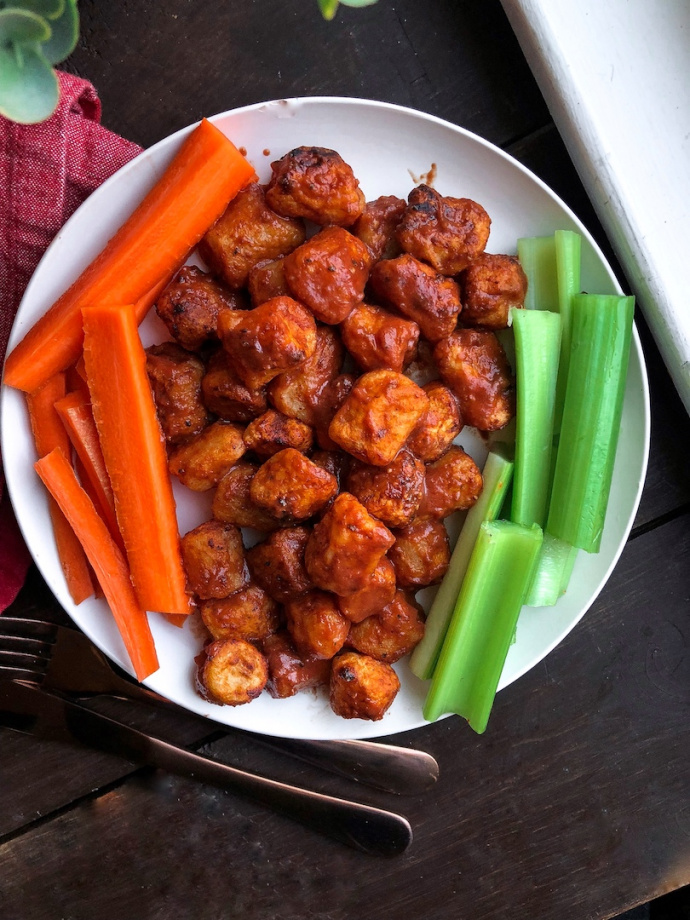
[1,95,651,739]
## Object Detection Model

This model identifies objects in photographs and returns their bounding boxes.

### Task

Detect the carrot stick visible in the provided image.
[54,390,122,547]
[35,448,159,681]
[5,119,255,393]
[26,374,94,605]
[82,303,191,615]
[134,275,172,325]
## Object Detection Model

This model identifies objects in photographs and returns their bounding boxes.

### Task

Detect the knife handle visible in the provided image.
[65,698,413,856]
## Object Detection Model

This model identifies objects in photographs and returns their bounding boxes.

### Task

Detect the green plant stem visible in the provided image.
[517,235,558,311]
[510,307,561,528]
[410,445,514,681]
[423,520,543,733]
[546,293,635,552]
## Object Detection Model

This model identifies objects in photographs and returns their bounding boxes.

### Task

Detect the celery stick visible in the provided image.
[423,521,543,733]
[553,229,582,433]
[525,534,578,606]
[409,445,514,681]
[510,308,561,528]
[547,293,635,552]
[517,236,558,310]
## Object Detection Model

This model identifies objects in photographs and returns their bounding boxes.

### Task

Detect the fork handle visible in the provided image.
[102,679,439,795]
[64,699,412,856]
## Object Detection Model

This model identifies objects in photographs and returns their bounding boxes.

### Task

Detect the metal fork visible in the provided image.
[0,617,438,795]
[0,678,413,856]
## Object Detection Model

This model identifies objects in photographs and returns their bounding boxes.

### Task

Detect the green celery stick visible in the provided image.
[517,236,558,310]
[510,308,561,528]
[525,533,578,607]
[409,445,514,681]
[547,293,635,552]
[423,520,543,732]
[553,229,582,433]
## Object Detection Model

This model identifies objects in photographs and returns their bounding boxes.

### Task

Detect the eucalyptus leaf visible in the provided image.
[0,40,58,123]
[0,8,51,44]
[9,0,65,20]
[41,0,77,64]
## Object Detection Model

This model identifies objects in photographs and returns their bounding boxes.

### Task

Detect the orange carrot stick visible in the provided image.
[5,119,255,393]
[26,374,94,605]
[82,303,191,615]
[35,448,159,681]
[54,390,122,547]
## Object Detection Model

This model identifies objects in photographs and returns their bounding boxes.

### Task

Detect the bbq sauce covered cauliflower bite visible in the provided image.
[145,144,527,720]
[198,181,306,289]
[265,146,365,227]
[396,184,491,275]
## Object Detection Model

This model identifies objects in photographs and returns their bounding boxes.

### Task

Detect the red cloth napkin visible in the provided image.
[0,71,143,611]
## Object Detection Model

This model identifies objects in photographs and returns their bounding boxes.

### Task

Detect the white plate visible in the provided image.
[1,97,650,740]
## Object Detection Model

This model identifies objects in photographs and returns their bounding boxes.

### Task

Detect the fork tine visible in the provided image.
[0,664,43,683]
[0,648,47,676]
[0,635,54,657]
[0,617,58,642]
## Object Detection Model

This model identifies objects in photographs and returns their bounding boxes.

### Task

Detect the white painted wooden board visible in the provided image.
[501,0,690,413]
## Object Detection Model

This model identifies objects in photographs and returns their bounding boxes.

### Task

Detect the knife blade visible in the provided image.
[0,680,412,856]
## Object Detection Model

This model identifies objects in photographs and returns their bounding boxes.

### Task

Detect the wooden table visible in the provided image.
[2,2,689,918]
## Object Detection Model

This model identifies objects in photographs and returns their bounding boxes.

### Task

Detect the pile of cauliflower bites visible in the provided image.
[145,145,527,721]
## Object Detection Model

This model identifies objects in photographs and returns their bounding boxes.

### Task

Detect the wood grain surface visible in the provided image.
[1,2,688,919]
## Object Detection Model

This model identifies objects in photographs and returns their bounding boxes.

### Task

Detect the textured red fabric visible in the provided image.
[0,70,143,611]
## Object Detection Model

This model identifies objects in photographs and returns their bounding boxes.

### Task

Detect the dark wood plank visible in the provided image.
[68,0,550,149]
[2,513,688,920]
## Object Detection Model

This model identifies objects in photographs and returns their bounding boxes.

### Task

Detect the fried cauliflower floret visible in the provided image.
[352,195,406,263]
[285,590,350,659]
[396,184,491,275]
[249,448,338,522]
[268,325,344,426]
[199,584,280,642]
[246,526,314,604]
[155,265,244,351]
[459,253,528,329]
[406,381,463,462]
[212,461,282,532]
[265,146,365,227]
[218,296,317,390]
[145,342,210,445]
[417,445,483,520]
[283,226,370,325]
[388,519,451,588]
[337,556,396,623]
[198,181,306,289]
[180,521,247,600]
[196,637,268,706]
[304,492,395,596]
[369,253,462,343]
[434,328,515,431]
[328,369,429,466]
[201,349,268,423]
[168,420,246,491]
[243,409,313,458]
[247,257,290,306]
[348,590,425,662]
[329,652,400,721]
[340,303,419,373]
[263,631,331,699]
[346,448,425,528]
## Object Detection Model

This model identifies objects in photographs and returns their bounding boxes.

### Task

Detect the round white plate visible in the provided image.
[1,98,650,740]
